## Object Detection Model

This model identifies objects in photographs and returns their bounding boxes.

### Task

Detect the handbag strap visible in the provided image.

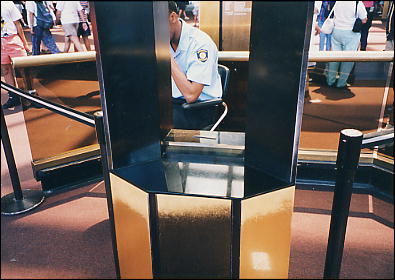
[355,1,359,18]
[34,1,49,19]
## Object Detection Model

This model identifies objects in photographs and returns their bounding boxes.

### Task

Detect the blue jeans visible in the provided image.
[318,20,332,51]
[32,26,60,55]
[327,28,361,88]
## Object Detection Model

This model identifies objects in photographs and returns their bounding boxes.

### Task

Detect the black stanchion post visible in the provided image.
[1,107,44,215]
[323,129,363,279]
[1,107,23,200]
[93,111,120,279]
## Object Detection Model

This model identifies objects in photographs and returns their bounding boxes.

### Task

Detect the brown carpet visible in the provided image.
[1,179,393,279]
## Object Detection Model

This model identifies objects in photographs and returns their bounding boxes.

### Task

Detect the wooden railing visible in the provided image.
[12,50,394,68]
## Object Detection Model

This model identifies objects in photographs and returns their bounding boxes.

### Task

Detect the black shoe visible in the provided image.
[2,97,21,109]
[336,85,350,91]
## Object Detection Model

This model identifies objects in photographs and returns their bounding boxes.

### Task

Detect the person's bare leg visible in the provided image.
[82,36,91,51]
[77,36,83,51]
[64,36,71,52]
[1,64,17,87]
[2,64,21,108]
[69,35,84,52]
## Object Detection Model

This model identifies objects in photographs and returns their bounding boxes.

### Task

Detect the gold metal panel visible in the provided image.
[110,173,153,279]
[31,144,100,172]
[222,1,252,51]
[156,194,231,278]
[199,1,220,47]
[240,186,295,279]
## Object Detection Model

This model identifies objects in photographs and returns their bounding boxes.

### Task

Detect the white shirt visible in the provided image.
[56,1,83,25]
[334,1,368,30]
[1,1,22,37]
[171,19,222,101]
[308,1,321,67]
[25,1,37,27]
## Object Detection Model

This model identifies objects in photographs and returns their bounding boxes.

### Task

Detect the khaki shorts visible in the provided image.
[62,23,79,37]
[1,34,27,65]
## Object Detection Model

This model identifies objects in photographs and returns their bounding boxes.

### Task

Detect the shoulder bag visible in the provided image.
[321,3,336,35]
[352,1,363,32]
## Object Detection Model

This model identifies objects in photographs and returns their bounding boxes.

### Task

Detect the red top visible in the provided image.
[362,1,374,8]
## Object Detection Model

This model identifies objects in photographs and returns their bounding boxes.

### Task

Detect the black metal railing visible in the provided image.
[1,82,97,215]
[1,82,95,127]
[362,128,394,148]
[323,127,394,279]
[1,81,119,275]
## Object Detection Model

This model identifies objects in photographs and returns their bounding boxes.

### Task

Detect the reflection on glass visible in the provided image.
[221,1,252,51]
[302,6,392,152]
[302,61,392,151]
[20,62,100,161]
[163,160,244,198]
[15,1,392,172]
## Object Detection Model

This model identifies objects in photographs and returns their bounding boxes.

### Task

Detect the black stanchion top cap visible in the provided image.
[341,129,363,138]
[94,111,103,117]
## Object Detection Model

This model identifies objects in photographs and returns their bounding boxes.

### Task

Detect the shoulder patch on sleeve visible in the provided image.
[197,49,208,62]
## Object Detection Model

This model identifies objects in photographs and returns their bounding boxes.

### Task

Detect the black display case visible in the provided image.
[91,2,313,278]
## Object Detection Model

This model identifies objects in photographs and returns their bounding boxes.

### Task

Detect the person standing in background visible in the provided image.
[13,1,28,27]
[383,1,393,129]
[305,1,322,103]
[40,1,56,53]
[385,1,394,50]
[77,1,91,51]
[360,1,376,51]
[176,1,189,20]
[191,1,199,27]
[326,1,367,89]
[26,1,60,55]
[317,1,335,51]
[56,1,85,53]
[1,1,30,109]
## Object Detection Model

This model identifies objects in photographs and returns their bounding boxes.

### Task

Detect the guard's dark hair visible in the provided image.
[168,1,179,14]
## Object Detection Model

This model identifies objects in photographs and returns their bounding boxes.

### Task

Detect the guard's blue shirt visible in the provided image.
[170,19,222,101]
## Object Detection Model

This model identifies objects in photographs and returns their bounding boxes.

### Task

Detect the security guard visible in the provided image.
[168,1,222,129]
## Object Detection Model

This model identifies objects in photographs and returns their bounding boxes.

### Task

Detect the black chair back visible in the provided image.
[218,64,230,99]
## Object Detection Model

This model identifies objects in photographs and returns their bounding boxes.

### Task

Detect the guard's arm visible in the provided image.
[171,56,204,103]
